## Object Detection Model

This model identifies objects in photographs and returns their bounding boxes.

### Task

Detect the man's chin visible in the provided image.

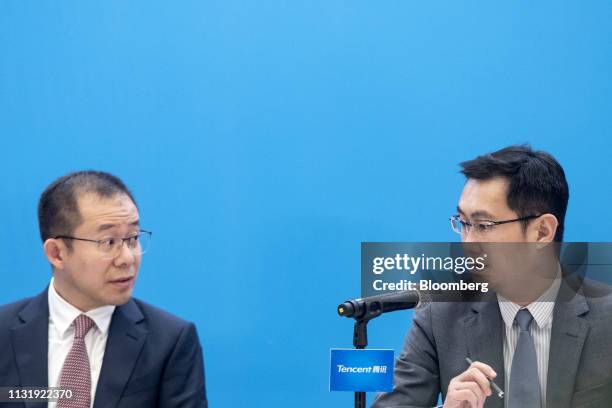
[102,290,134,306]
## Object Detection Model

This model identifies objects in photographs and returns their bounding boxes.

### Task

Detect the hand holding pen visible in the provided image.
[436,358,504,408]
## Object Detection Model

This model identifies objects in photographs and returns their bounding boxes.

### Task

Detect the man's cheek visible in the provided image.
[133,259,142,276]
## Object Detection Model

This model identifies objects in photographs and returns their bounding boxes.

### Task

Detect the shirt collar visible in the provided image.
[497,264,562,330]
[48,277,116,337]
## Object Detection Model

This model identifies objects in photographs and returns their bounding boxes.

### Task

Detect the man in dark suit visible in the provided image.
[0,171,207,408]
[372,145,612,408]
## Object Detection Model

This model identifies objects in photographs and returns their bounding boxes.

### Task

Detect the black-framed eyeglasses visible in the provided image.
[450,215,541,236]
[55,230,152,259]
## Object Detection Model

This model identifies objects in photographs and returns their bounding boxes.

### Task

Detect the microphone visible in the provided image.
[337,290,421,320]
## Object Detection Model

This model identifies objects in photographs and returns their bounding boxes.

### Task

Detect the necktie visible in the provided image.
[57,314,95,408]
[509,309,541,408]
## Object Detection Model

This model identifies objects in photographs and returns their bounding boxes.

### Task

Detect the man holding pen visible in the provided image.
[372,145,612,408]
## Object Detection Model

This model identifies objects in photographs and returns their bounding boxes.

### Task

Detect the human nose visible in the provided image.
[113,239,136,266]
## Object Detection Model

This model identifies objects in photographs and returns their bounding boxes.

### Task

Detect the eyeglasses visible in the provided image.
[55,230,152,259]
[450,215,540,236]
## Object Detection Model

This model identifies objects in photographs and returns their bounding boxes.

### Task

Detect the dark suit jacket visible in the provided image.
[0,288,208,408]
[371,277,612,408]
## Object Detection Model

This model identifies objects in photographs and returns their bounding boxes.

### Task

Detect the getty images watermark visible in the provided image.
[361,242,612,302]
[371,251,489,293]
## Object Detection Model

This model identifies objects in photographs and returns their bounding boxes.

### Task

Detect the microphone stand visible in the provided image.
[348,302,384,408]
[339,291,419,408]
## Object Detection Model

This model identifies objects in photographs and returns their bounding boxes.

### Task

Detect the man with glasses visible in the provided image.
[372,145,612,408]
[0,171,207,407]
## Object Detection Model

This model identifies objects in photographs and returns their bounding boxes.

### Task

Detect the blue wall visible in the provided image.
[1,1,611,406]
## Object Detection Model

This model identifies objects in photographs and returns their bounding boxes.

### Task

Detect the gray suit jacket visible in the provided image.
[371,277,612,408]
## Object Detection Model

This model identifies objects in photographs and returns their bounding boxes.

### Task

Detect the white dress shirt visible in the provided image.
[497,268,562,408]
[47,278,115,408]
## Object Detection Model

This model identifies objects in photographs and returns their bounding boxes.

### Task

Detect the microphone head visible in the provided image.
[338,290,422,320]
[337,301,357,317]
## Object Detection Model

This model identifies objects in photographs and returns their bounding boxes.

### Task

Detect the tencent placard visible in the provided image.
[329,349,394,392]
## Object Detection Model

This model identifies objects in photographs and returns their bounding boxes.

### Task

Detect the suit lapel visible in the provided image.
[465,299,505,408]
[93,299,147,408]
[11,289,49,408]
[545,280,590,408]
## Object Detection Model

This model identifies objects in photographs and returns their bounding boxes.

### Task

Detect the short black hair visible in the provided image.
[460,145,569,242]
[38,171,137,244]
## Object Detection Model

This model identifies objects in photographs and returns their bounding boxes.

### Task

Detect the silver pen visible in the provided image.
[465,357,504,399]
[434,357,506,407]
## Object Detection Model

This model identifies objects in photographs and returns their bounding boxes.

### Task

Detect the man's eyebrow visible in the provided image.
[97,220,140,232]
[470,210,495,219]
[97,224,116,232]
[456,206,494,219]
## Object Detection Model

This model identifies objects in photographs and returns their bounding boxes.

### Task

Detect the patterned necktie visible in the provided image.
[509,309,541,408]
[57,314,95,408]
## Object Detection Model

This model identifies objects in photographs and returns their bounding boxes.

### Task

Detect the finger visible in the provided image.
[454,381,485,407]
[454,388,479,408]
[445,379,476,406]
[466,367,492,397]
[469,361,497,379]
[454,367,492,397]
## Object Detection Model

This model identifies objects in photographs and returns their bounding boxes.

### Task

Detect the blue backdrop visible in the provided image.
[1,1,611,407]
